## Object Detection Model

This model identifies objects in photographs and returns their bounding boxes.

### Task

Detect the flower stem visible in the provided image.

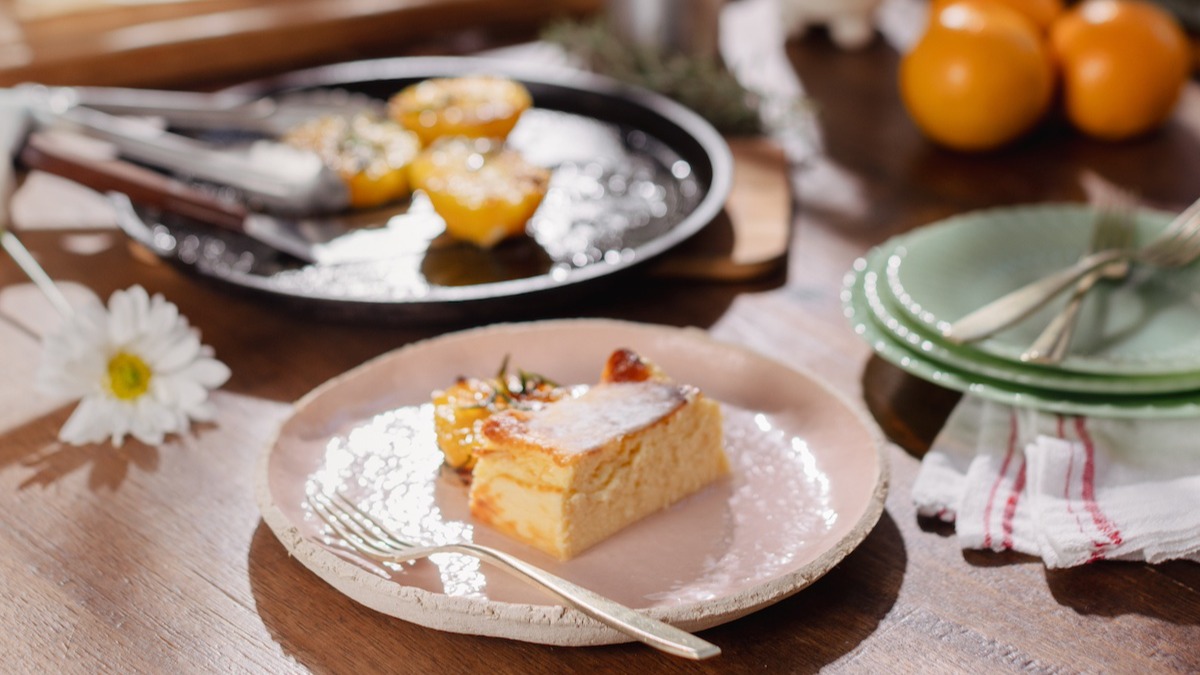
[1,230,75,319]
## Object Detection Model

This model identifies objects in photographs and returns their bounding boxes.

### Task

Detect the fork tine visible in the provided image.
[1078,171,1193,260]
[1160,227,1200,266]
[329,492,416,551]
[1169,197,1200,236]
[308,493,400,558]
[1095,210,1127,251]
[1148,198,1200,254]
[1146,209,1200,265]
[1082,172,1136,253]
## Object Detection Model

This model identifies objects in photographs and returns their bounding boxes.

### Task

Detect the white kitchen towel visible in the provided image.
[913,396,1200,567]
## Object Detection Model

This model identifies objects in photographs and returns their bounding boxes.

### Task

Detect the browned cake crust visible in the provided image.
[600,347,661,383]
[476,383,690,465]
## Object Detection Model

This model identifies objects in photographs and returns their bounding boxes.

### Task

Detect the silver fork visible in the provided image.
[1020,192,1135,364]
[943,194,1200,344]
[307,492,721,660]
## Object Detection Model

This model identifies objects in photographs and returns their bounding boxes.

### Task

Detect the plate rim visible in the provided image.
[865,239,1200,395]
[254,318,890,645]
[844,252,1200,418]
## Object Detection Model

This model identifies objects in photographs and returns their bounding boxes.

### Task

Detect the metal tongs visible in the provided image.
[18,84,367,215]
[30,84,381,136]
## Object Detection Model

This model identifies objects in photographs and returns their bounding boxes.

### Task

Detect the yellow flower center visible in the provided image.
[107,352,152,400]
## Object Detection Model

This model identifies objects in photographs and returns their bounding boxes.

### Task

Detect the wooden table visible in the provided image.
[3,2,1200,672]
[0,0,601,88]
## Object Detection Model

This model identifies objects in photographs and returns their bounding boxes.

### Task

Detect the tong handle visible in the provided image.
[25,97,348,215]
[52,85,279,131]
[57,85,253,115]
[19,131,249,233]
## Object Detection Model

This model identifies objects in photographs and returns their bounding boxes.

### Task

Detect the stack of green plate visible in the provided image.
[842,203,1200,418]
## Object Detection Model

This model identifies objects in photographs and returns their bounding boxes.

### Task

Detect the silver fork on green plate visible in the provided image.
[1019,188,1136,364]
[943,194,1200,344]
[306,491,721,661]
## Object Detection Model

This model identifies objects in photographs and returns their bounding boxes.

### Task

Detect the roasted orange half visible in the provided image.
[284,114,420,209]
[389,75,532,146]
[409,137,550,248]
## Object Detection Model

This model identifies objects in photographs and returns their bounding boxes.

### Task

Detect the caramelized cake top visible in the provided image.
[480,381,691,457]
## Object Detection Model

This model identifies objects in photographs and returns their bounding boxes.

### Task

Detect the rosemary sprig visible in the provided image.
[540,17,763,136]
[456,355,559,411]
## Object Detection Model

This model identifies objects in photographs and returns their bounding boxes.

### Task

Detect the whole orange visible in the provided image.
[1050,0,1190,140]
[901,1,1056,151]
[932,0,1065,31]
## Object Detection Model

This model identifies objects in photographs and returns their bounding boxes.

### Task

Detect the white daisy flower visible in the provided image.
[36,285,231,447]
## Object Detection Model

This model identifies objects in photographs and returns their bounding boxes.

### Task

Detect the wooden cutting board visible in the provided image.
[649,136,792,281]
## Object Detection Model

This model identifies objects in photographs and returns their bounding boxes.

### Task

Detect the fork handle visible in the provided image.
[1019,269,1101,364]
[444,543,720,660]
[943,248,1128,344]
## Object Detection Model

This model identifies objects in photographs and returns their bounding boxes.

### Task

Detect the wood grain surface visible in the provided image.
[0,0,602,88]
[1,2,1200,673]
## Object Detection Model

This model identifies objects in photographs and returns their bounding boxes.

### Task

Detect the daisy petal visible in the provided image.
[188,401,218,422]
[58,396,109,445]
[107,286,140,346]
[148,326,200,367]
[130,398,177,445]
[167,375,208,411]
[182,358,232,389]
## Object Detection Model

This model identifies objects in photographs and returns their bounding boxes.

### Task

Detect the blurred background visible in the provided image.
[3,0,1198,99]
[0,0,604,88]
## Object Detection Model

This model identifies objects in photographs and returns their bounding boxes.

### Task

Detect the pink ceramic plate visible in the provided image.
[255,319,888,646]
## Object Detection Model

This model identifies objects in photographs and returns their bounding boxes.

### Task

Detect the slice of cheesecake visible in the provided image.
[469,349,728,560]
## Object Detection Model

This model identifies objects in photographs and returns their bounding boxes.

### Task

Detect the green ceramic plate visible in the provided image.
[843,251,1200,419]
[864,239,1200,395]
[886,204,1200,377]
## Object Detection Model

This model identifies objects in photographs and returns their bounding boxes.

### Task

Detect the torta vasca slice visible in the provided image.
[469,349,728,560]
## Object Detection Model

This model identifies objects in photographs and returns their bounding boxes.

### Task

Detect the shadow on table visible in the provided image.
[0,406,160,491]
[246,511,902,674]
[570,269,783,328]
[1044,562,1200,625]
[694,511,907,672]
[861,357,961,459]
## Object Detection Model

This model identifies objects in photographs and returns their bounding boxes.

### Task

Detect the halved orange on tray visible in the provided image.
[283,113,421,209]
[389,74,533,146]
[409,136,551,248]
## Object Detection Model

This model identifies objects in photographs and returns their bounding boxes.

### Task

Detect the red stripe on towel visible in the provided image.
[1074,417,1124,554]
[1058,415,1073,511]
[983,411,1020,549]
[1059,415,1088,533]
[1001,458,1027,550]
